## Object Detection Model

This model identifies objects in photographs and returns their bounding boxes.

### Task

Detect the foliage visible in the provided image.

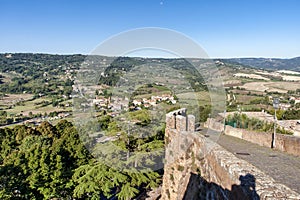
[0,53,84,95]
[226,113,293,135]
[269,109,300,120]
[199,105,212,122]
[0,119,161,199]
[97,57,208,91]
[129,109,151,126]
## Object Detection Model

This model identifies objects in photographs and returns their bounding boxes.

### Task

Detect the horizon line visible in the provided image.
[0,52,299,60]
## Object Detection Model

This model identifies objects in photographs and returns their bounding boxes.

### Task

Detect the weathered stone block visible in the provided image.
[176,115,187,132]
[166,113,175,130]
[187,115,195,132]
[162,109,300,200]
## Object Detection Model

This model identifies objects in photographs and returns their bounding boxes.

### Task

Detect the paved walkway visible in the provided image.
[199,129,300,193]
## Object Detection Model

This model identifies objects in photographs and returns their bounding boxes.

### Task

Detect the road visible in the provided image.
[0,117,42,128]
[199,129,300,193]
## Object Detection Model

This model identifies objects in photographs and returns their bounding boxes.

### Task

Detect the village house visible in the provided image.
[279,103,291,110]
[132,94,176,108]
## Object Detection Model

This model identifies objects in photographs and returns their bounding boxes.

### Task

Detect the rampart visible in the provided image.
[205,118,300,157]
[161,109,300,199]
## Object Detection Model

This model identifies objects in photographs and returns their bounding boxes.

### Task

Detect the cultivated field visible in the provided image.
[277,70,300,75]
[3,96,72,116]
[241,81,300,93]
[0,93,34,107]
[281,75,300,81]
[176,91,210,103]
[233,73,270,80]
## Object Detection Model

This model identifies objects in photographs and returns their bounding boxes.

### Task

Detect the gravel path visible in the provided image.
[200,130,300,193]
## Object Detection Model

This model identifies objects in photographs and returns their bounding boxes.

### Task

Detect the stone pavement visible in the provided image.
[200,129,300,193]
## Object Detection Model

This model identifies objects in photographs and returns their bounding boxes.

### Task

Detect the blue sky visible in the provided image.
[1,0,300,58]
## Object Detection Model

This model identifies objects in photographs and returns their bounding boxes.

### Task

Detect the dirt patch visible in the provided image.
[241,82,269,92]
[233,73,270,80]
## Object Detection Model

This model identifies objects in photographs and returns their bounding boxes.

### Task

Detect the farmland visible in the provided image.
[241,81,300,93]
[0,53,299,128]
[0,53,299,200]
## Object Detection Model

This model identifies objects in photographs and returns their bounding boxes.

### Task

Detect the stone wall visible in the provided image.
[161,110,300,200]
[203,117,224,132]
[204,118,300,157]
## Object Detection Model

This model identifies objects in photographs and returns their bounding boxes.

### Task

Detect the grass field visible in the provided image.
[5,97,72,116]
[177,91,210,100]
[132,84,172,99]
[177,91,212,107]
[234,73,270,80]
[0,72,22,83]
[0,93,34,106]
[235,95,264,104]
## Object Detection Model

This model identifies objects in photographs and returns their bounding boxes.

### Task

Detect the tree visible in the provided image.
[36,121,56,138]
[0,111,163,199]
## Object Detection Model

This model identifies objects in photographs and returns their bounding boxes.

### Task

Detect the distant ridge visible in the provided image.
[1,53,300,72]
[223,57,300,72]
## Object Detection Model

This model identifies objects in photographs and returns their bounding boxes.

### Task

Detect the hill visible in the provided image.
[224,57,300,71]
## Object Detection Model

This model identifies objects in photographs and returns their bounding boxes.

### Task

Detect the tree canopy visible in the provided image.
[0,119,161,199]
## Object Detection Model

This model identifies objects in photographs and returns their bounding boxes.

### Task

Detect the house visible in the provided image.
[295,98,300,104]
[5,54,12,58]
[279,103,291,110]
[133,99,142,106]
[93,97,109,107]
[171,100,177,104]
[58,112,70,119]
[144,104,150,108]
[290,96,296,101]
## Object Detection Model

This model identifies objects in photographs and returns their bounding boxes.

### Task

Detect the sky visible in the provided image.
[1,0,300,58]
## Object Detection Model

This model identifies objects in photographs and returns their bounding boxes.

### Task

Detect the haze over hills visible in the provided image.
[2,1,300,199]
[224,57,300,71]
[0,53,300,199]
[2,53,300,72]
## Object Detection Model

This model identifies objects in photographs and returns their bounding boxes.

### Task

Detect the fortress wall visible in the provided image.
[161,109,300,200]
[205,118,300,157]
[204,117,224,132]
[276,134,300,157]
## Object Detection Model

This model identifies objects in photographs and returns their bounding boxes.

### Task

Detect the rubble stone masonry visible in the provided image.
[161,109,300,200]
[205,118,300,157]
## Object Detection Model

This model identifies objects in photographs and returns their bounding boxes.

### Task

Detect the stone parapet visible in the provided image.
[187,115,195,132]
[161,109,300,200]
[205,118,300,157]
[165,108,195,132]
